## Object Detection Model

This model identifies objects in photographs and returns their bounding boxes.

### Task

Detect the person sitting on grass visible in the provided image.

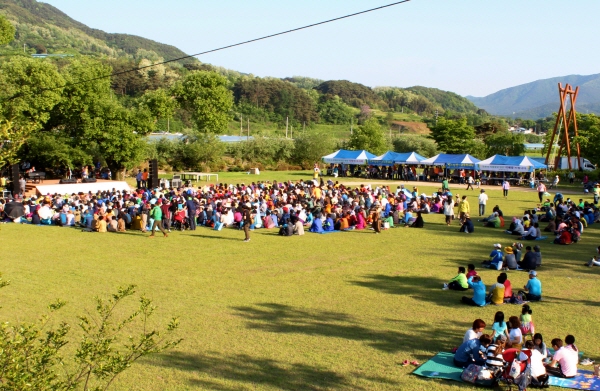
[522,270,542,301]
[585,246,600,267]
[482,243,503,270]
[505,218,525,236]
[523,340,549,387]
[518,246,537,271]
[459,214,475,233]
[503,247,518,270]
[463,319,486,343]
[466,264,477,279]
[410,211,424,228]
[499,272,513,302]
[323,214,335,232]
[443,267,469,291]
[507,316,523,350]
[544,218,556,233]
[545,336,579,378]
[521,222,541,240]
[485,334,507,373]
[454,334,492,368]
[309,215,324,233]
[487,275,505,305]
[461,275,486,307]
[484,212,501,228]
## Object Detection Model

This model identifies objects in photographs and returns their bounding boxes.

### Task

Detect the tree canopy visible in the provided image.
[348,118,389,155]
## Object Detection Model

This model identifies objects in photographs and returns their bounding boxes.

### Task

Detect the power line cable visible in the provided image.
[3,0,411,101]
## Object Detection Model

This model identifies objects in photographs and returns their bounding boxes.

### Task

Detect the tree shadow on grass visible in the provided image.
[231,303,460,356]
[155,351,389,390]
[349,274,463,308]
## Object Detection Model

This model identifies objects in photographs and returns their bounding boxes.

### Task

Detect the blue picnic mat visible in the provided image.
[549,370,600,390]
[412,352,463,382]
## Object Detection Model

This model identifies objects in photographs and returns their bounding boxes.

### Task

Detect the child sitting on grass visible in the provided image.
[508,316,523,350]
[467,264,477,279]
[491,311,509,342]
[444,267,469,291]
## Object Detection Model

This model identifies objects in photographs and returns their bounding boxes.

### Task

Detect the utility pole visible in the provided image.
[435,110,439,125]
[350,118,353,135]
[23,43,26,53]
[247,118,250,141]
[285,117,289,138]
[303,121,306,133]
[240,114,243,137]
[291,126,293,140]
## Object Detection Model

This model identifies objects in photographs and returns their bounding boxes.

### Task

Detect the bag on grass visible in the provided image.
[461,364,482,383]
[509,359,522,378]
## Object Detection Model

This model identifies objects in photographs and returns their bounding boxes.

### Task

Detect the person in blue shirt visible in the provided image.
[309,217,324,233]
[482,243,504,270]
[323,214,335,232]
[461,276,487,306]
[523,270,542,301]
[454,334,492,368]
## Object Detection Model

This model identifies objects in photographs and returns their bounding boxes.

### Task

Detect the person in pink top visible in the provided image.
[537,182,547,203]
[500,272,513,302]
[355,208,366,230]
[466,264,477,279]
[502,180,511,198]
[546,336,579,378]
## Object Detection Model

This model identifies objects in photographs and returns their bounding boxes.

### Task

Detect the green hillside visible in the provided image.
[0,0,196,63]
[468,73,600,118]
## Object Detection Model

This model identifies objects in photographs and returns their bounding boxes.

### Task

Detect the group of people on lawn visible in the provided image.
[456,315,579,382]
[444,250,542,307]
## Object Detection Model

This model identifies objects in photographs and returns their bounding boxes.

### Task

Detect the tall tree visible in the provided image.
[348,117,389,155]
[0,57,64,126]
[484,131,526,156]
[141,88,178,131]
[172,71,233,133]
[429,118,477,154]
[0,15,15,45]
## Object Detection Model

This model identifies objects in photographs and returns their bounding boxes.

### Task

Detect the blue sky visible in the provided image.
[42,0,600,97]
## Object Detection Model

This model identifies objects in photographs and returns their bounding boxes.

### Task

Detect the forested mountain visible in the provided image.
[0,0,196,63]
[468,73,600,118]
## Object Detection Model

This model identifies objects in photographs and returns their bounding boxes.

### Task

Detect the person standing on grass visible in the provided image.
[443,196,454,225]
[149,200,168,238]
[537,182,547,203]
[502,180,510,198]
[478,189,488,216]
[594,183,599,205]
[242,203,252,242]
[466,174,474,190]
[568,171,575,184]
[457,195,470,224]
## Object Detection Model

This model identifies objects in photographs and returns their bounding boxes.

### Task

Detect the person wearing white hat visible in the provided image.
[482,243,504,270]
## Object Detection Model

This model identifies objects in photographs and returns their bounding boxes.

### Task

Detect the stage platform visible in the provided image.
[30,180,131,197]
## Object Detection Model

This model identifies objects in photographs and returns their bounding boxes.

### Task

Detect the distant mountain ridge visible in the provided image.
[0,0,196,63]
[468,73,600,118]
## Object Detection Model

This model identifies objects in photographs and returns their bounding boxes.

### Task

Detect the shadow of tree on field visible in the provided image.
[349,274,465,308]
[231,303,460,356]
[155,351,393,390]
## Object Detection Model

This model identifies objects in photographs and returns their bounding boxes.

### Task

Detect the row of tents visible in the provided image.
[321,150,547,172]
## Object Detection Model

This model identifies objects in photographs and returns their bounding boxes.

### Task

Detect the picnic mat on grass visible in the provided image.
[549,370,600,390]
[412,352,463,382]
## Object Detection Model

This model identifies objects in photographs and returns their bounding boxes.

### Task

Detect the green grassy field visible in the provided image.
[2,179,599,390]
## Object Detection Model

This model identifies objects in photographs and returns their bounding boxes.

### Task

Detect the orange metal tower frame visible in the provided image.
[544,83,582,171]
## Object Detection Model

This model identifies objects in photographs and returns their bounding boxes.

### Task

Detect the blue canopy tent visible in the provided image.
[477,155,547,172]
[321,149,376,165]
[421,154,481,169]
[368,151,427,166]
